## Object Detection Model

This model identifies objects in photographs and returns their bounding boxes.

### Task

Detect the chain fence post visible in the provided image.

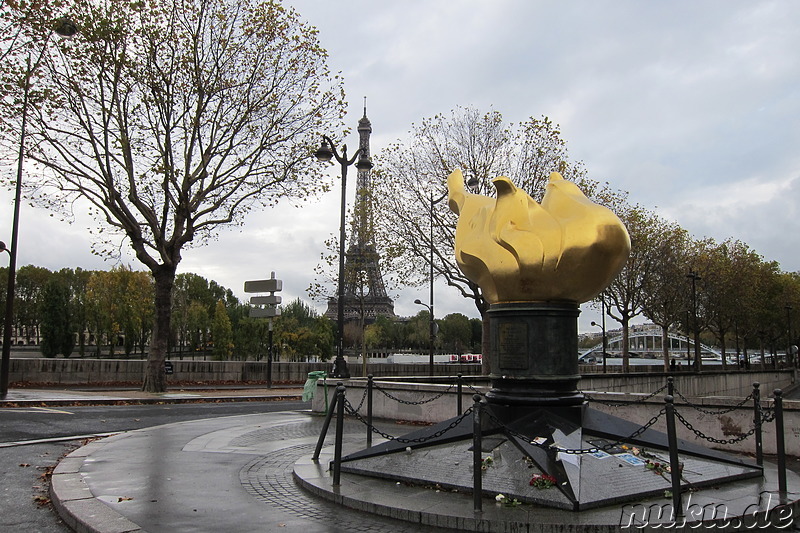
[774,388,786,495]
[332,383,346,486]
[367,374,374,448]
[313,381,340,461]
[667,376,674,396]
[457,373,463,415]
[665,395,683,517]
[753,382,763,467]
[472,394,483,513]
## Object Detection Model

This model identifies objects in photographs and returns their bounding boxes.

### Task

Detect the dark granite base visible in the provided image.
[339,404,762,511]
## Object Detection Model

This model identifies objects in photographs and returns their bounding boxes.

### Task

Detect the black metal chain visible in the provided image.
[350,386,369,413]
[557,408,667,455]
[672,388,754,415]
[342,397,474,444]
[759,404,776,423]
[372,382,455,405]
[673,407,757,445]
[464,382,485,396]
[483,404,666,455]
[584,383,669,407]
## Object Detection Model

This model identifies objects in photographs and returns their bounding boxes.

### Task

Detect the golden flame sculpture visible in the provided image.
[447,169,630,304]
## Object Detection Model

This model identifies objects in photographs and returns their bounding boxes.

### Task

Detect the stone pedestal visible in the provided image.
[486,302,583,406]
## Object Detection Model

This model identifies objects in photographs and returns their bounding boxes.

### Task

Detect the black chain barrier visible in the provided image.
[760,403,776,423]
[483,405,667,455]
[337,377,778,453]
[672,387,755,415]
[372,382,456,405]
[672,407,760,445]
[584,383,669,407]
[464,382,485,397]
[342,397,474,444]
[350,385,369,413]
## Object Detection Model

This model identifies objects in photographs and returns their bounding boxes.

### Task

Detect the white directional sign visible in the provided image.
[250,295,282,306]
[250,307,281,318]
[244,279,282,293]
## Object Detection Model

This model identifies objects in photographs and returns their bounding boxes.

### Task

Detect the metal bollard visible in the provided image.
[472,394,483,513]
[774,388,786,494]
[753,382,763,466]
[313,382,340,461]
[665,395,683,517]
[367,374,374,448]
[457,373,463,415]
[667,376,674,396]
[333,383,346,486]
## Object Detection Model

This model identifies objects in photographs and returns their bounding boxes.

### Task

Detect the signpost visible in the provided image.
[245,272,282,388]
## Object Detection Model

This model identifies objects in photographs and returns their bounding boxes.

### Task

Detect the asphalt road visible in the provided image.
[0,400,309,442]
[0,401,309,533]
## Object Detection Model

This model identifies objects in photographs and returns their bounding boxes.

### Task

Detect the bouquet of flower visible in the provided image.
[529,473,557,489]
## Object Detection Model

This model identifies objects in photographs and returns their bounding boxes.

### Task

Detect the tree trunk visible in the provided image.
[142,266,176,392]
[661,325,670,372]
[621,315,630,372]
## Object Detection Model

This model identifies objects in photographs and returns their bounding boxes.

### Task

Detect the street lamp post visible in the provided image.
[414,299,435,377]
[418,190,448,379]
[786,305,794,367]
[1,18,78,400]
[686,270,702,372]
[314,135,372,379]
[590,296,608,373]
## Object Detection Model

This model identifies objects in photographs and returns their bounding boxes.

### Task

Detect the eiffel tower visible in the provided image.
[324,104,395,323]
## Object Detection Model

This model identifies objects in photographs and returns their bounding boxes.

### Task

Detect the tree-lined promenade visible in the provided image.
[0,266,483,362]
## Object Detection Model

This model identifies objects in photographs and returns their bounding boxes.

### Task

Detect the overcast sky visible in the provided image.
[5,0,799,333]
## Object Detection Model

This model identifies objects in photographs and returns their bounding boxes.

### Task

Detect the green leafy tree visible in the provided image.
[61,268,92,356]
[692,239,748,368]
[640,220,692,370]
[405,311,432,351]
[233,314,270,361]
[14,265,51,345]
[603,204,663,372]
[186,300,209,353]
[469,318,483,353]
[86,270,120,356]
[85,266,152,357]
[5,0,346,391]
[276,298,333,362]
[363,315,405,351]
[39,276,74,357]
[363,322,384,350]
[438,313,471,355]
[211,300,233,360]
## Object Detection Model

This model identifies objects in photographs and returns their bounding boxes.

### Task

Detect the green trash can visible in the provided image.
[303,371,328,409]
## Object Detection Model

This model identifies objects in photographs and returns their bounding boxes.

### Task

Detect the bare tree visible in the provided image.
[3,0,345,391]
[375,108,596,314]
[373,107,617,370]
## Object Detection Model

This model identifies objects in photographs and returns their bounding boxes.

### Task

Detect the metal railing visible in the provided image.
[311,375,788,511]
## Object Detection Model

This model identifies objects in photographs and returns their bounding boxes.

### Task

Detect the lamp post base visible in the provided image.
[331,357,350,379]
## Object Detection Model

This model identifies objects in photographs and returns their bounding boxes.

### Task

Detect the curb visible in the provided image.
[50,436,147,533]
[0,394,303,408]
